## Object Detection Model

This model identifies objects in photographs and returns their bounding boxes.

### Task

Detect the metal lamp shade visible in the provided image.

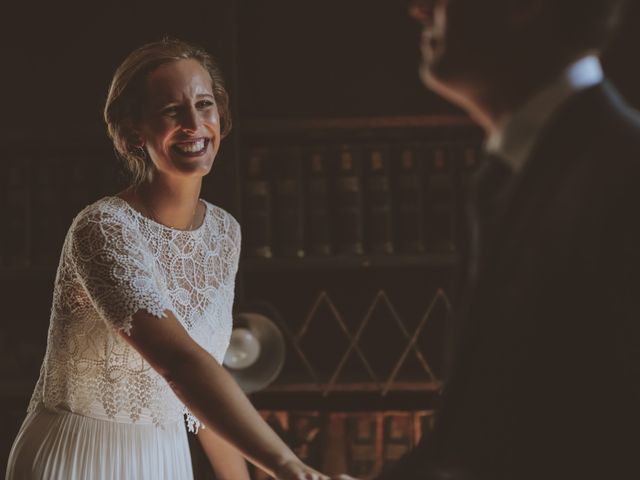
[223,312,286,394]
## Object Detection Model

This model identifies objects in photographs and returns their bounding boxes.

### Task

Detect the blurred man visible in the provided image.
[371,1,639,479]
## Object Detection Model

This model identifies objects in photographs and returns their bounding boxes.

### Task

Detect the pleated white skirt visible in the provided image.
[5,404,194,480]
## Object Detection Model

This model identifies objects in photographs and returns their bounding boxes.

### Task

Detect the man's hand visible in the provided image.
[331,475,361,480]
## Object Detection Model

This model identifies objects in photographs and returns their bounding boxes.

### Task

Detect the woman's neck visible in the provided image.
[134,174,204,230]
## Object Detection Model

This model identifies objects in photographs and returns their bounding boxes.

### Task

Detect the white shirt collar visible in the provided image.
[485,55,604,172]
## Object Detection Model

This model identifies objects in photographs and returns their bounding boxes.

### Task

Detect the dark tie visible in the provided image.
[468,153,514,284]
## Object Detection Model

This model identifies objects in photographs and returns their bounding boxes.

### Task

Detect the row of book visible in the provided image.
[1,151,126,269]
[251,410,435,479]
[243,142,482,259]
[0,140,483,267]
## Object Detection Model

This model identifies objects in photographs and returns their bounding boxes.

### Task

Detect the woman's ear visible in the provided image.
[124,119,145,149]
[133,135,145,148]
[127,133,145,150]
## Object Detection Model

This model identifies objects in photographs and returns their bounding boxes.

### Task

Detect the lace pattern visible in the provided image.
[27,196,240,432]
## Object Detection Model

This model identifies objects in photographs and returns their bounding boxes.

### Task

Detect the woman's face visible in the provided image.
[137,58,221,180]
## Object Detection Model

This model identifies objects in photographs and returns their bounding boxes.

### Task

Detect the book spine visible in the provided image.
[321,413,348,475]
[382,412,414,468]
[393,144,425,253]
[289,411,322,468]
[274,148,305,258]
[333,145,364,255]
[424,145,456,252]
[413,410,435,445]
[31,155,62,267]
[307,149,332,256]
[249,410,433,478]
[346,413,383,477]
[4,155,31,268]
[364,145,394,254]
[244,148,273,258]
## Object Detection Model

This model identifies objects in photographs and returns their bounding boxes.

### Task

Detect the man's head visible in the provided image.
[410,0,629,102]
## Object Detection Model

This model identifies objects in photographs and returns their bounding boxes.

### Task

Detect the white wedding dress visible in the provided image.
[5,196,241,480]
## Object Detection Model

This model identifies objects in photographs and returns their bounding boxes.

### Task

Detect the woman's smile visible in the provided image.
[139,58,222,177]
[171,137,211,156]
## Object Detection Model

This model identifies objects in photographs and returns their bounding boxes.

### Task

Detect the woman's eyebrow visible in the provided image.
[154,93,214,108]
[158,101,180,109]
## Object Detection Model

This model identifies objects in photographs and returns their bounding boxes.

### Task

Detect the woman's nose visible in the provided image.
[181,106,200,132]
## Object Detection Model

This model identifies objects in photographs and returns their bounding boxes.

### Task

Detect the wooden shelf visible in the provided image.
[243,114,476,134]
[250,388,442,411]
[263,381,442,394]
[0,253,458,279]
[241,253,458,272]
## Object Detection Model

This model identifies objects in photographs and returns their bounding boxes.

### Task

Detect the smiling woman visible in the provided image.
[4,38,331,480]
[105,38,232,187]
[137,59,220,172]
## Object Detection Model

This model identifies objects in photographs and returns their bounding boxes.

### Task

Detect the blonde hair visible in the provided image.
[104,38,232,185]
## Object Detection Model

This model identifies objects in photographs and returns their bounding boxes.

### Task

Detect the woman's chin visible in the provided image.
[168,157,214,177]
[171,147,214,167]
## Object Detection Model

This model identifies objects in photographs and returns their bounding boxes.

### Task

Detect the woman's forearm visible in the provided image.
[120,310,319,479]
[197,425,251,480]
[165,346,296,477]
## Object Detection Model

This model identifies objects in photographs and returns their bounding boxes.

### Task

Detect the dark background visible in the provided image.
[4,0,638,134]
[1,0,639,477]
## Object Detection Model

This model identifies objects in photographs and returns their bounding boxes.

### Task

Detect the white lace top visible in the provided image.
[27,196,241,432]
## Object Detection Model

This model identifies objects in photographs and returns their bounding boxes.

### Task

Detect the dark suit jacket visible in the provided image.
[377,82,640,480]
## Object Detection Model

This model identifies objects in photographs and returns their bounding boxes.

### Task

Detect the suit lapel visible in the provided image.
[447,82,615,390]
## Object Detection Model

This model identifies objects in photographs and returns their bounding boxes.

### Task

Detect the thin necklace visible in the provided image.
[139,187,199,231]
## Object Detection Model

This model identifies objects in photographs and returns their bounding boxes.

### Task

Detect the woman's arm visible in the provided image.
[197,425,250,480]
[119,309,327,480]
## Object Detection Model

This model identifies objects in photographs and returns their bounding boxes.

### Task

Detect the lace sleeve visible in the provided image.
[69,207,173,334]
[228,212,241,275]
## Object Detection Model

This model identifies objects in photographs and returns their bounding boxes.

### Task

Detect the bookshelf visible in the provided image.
[243,115,475,134]
[236,108,481,417]
[0,1,480,478]
[0,73,480,480]
[242,253,458,272]
[4,0,640,476]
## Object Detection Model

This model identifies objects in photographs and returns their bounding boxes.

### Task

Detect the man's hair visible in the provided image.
[549,0,630,54]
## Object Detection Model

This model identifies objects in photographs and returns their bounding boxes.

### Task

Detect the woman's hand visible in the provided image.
[274,459,329,480]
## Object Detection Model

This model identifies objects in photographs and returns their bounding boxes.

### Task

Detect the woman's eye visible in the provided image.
[162,106,179,116]
[197,100,214,109]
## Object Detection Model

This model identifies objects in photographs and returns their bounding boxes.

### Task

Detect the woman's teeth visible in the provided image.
[174,139,207,154]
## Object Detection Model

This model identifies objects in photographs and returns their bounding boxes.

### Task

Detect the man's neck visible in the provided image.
[438,53,596,137]
[469,70,566,136]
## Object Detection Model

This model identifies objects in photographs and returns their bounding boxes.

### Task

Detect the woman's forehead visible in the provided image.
[145,59,214,103]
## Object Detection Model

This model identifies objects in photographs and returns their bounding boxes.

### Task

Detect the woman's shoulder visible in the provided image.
[67,196,142,249]
[72,196,136,228]
[203,200,240,234]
